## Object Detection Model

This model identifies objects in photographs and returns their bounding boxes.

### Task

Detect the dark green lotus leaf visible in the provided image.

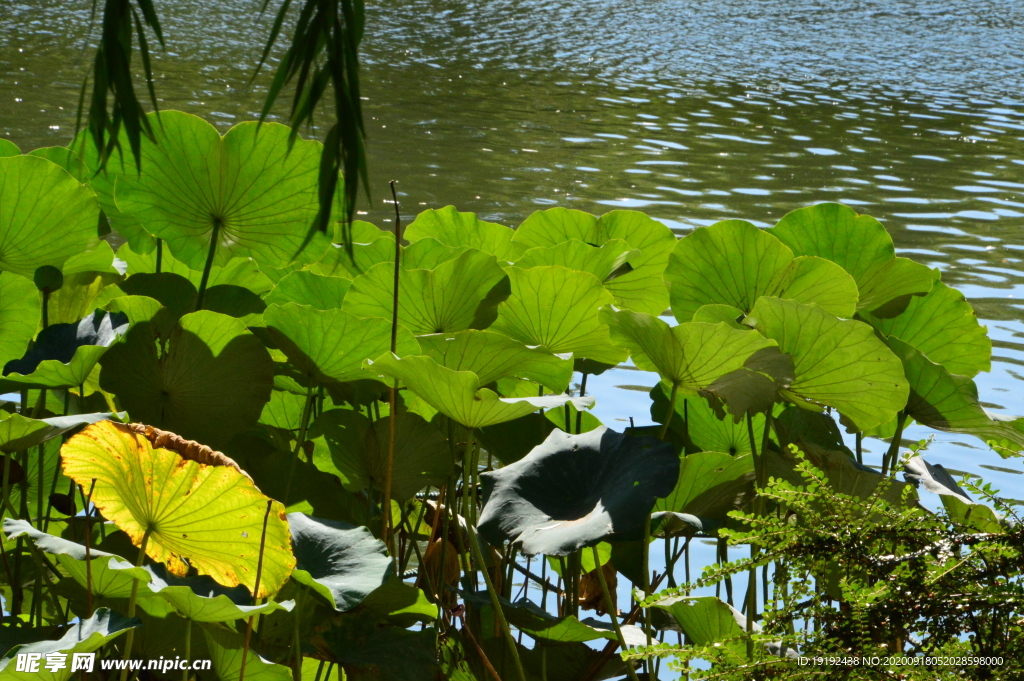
[655,451,754,523]
[773,406,855,458]
[3,311,127,388]
[603,307,792,419]
[0,609,140,679]
[359,578,438,627]
[69,130,157,254]
[200,621,292,681]
[116,243,275,295]
[650,384,766,455]
[692,303,746,328]
[319,608,437,681]
[513,208,676,315]
[515,238,637,282]
[406,206,518,261]
[115,111,331,269]
[478,426,678,555]
[745,297,908,432]
[288,513,392,612]
[769,203,938,312]
[0,272,41,369]
[418,329,573,393]
[310,408,452,501]
[343,249,506,335]
[650,596,748,661]
[491,266,627,365]
[861,281,990,378]
[309,221,395,277]
[265,302,419,387]
[903,455,1001,532]
[665,219,859,322]
[144,563,294,623]
[0,140,19,157]
[99,310,274,448]
[119,273,197,319]
[477,413,557,466]
[0,412,119,454]
[767,441,914,506]
[0,155,100,277]
[368,353,590,429]
[265,270,351,310]
[2,440,69,523]
[650,511,720,538]
[887,337,1024,457]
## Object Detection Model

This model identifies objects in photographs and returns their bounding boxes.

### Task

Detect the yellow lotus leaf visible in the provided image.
[61,420,295,597]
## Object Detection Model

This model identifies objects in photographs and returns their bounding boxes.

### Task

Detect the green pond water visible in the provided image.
[3,0,1024,498]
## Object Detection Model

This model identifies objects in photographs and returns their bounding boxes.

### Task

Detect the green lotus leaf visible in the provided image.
[887,337,1024,457]
[358,578,438,627]
[406,206,518,261]
[62,420,296,596]
[665,220,858,322]
[545,401,602,433]
[62,241,119,276]
[47,269,123,327]
[318,609,437,681]
[0,155,100,277]
[2,439,70,524]
[119,272,267,323]
[603,307,792,418]
[650,596,748,661]
[310,408,452,501]
[744,297,908,432]
[99,310,274,448]
[2,311,127,388]
[903,456,1001,532]
[258,389,306,430]
[0,609,140,680]
[417,329,573,393]
[477,412,556,465]
[655,451,755,522]
[368,353,590,429]
[287,513,392,611]
[0,272,40,369]
[343,249,506,335]
[200,621,292,681]
[650,384,766,455]
[265,302,419,387]
[0,140,19,157]
[116,243,274,295]
[308,221,395,277]
[69,130,157,253]
[478,426,678,555]
[114,111,331,270]
[861,281,990,378]
[401,237,469,270]
[769,203,938,312]
[264,270,351,310]
[692,303,746,328]
[773,406,855,458]
[0,412,119,454]
[515,238,637,282]
[513,208,676,315]
[491,266,626,365]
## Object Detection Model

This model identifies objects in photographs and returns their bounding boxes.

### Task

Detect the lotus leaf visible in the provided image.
[692,303,746,328]
[343,249,506,335]
[0,272,41,368]
[769,202,938,312]
[116,243,274,295]
[665,219,858,322]
[308,221,394,277]
[744,297,908,432]
[513,208,676,315]
[0,155,100,277]
[310,409,452,500]
[655,452,755,522]
[359,578,438,626]
[99,309,274,447]
[26,147,88,183]
[287,513,392,611]
[319,609,437,681]
[767,441,914,506]
[114,111,331,269]
[887,337,1024,457]
[515,238,637,282]
[0,609,140,680]
[0,412,120,454]
[61,421,295,597]
[491,266,627,365]
[264,270,351,310]
[418,329,573,393]
[477,412,557,465]
[0,140,18,157]
[3,311,127,388]
[405,206,517,260]
[861,281,990,378]
[773,406,855,458]
[200,621,292,681]
[368,353,590,429]
[650,385,766,455]
[545,402,602,433]
[651,596,748,660]
[265,302,418,387]
[478,426,677,555]
[903,456,1001,532]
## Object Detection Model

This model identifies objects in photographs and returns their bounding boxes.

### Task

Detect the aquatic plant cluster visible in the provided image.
[0,112,1021,680]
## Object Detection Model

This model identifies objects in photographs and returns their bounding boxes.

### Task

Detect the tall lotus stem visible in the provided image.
[882,411,907,477]
[641,513,653,678]
[658,381,679,441]
[284,384,315,507]
[591,545,641,681]
[239,500,273,681]
[382,180,402,555]
[195,219,221,311]
[82,480,97,617]
[575,372,589,434]
[120,528,153,681]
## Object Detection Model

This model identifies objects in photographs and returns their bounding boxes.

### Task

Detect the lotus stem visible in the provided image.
[120,528,153,681]
[642,512,653,678]
[155,239,162,274]
[382,180,402,556]
[82,480,97,618]
[283,384,315,508]
[855,431,863,465]
[195,219,221,311]
[183,618,191,681]
[658,381,679,441]
[575,372,589,434]
[882,410,907,476]
[240,500,273,681]
[292,590,303,681]
[591,545,641,681]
